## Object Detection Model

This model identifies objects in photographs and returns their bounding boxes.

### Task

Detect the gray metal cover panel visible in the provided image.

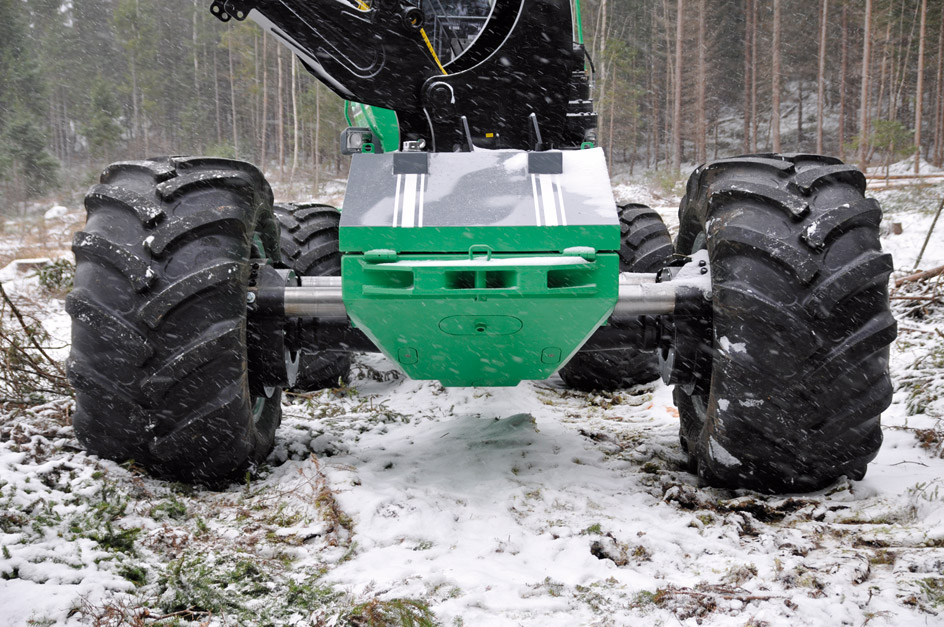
[340,148,618,230]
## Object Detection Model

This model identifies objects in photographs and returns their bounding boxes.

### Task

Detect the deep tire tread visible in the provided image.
[100,159,176,183]
[712,224,819,282]
[801,197,883,250]
[710,181,810,219]
[156,169,255,203]
[85,184,165,225]
[274,203,351,391]
[68,157,281,483]
[147,207,248,255]
[805,251,894,317]
[141,322,242,399]
[674,153,895,493]
[72,231,154,292]
[138,262,243,328]
[792,164,866,194]
[65,289,151,363]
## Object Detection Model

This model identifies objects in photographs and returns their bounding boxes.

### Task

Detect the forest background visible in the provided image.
[1,0,943,207]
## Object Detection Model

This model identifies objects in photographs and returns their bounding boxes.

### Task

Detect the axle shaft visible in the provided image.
[278,273,682,320]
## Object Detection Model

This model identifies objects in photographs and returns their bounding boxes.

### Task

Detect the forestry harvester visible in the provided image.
[66,0,897,493]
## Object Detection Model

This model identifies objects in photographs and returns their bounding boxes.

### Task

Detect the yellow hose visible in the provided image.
[420,27,448,75]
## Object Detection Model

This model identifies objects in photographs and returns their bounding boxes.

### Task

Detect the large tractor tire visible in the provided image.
[273,203,351,390]
[67,157,282,483]
[669,154,896,493]
[559,204,673,391]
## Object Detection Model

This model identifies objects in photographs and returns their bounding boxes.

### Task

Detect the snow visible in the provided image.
[718,337,747,355]
[1,173,943,625]
[867,154,944,177]
[708,437,741,468]
[44,206,69,221]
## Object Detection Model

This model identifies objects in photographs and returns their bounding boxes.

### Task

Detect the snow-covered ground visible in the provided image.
[1,162,943,626]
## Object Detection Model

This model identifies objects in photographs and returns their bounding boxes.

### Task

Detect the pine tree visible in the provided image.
[0,0,58,203]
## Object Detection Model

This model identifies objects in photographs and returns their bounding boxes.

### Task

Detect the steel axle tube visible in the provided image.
[283,276,347,318]
[279,272,685,320]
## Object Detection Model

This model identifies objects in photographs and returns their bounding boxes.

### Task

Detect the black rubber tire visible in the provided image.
[673,153,896,493]
[558,204,673,391]
[274,203,351,390]
[67,157,282,483]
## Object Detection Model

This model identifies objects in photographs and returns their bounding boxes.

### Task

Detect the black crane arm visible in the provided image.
[210,0,596,151]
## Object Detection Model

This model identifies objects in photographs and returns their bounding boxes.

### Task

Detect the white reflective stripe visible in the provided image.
[401,173,418,227]
[530,174,542,226]
[554,175,567,226]
[539,174,558,227]
[392,174,403,227]
[417,174,426,227]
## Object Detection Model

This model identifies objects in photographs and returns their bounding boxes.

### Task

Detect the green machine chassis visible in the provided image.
[338,148,620,386]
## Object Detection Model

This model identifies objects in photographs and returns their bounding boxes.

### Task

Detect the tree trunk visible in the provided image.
[771,0,782,153]
[192,0,200,93]
[594,0,608,149]
[797,80,804,148]
[859,0,872,170]
[934,9,944,167]
[891,2,919,124]
[649,3,659,168]
[314,82,322,194]
[673,0,684,171]
[816,0,828,154]
[214,46,222,145]
[291,54,300,179]
[696,0,706,163]
[750,0,758,152]
[663,0,673,164]
[607,63,616,170]
[743,0,752,154]
[228,33,239,157]
[277,45,285,175]
[630,45,638,175]
[254,33,260,157]
[914,0,927,174]
[839,2,848,161]
[130,48,140,153]
[260,32,269,168]
[875,19,892,123]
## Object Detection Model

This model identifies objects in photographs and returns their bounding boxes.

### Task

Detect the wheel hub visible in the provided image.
[657,250,714,395]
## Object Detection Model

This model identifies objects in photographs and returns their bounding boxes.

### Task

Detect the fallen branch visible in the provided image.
[898,326,940,335]
[866,173,944,181]
[0,281,66,379]
[914,196,944,270]
[145,607,212,621]
[895,264,944,287]
[657,585,785,603]
[889,295,941,301]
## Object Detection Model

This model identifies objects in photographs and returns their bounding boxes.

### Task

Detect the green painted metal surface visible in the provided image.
[342,252,619,386]
[340,225,618,255]
[346,102,400,153]
[574,0,584,44]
